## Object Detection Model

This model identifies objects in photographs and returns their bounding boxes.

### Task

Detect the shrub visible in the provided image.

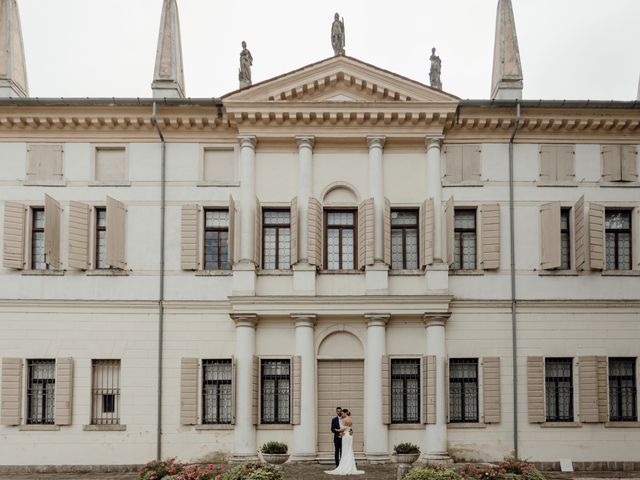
[139,458,184,480]
[404,466,463,480]
[460,455,546,480]
[260,441,288,454]
[394,442,421,455]
[168,464,223,480]
[220,463,283,480]
[499,455,536,476]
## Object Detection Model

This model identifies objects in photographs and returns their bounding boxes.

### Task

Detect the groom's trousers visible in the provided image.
[333,436,342,466]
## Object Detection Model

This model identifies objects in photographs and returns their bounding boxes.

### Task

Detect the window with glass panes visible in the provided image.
[95,207,108,269]
[204,209,230,270]
[560,208,571,270]
[605,210,632,270]
[545,358,573,422]
[91,359,121,425]
[449,359,479,422]
[202,359,233,424]
[262,209,291,269]
[609,358,637,422]
[391,210,419,270]
[260,359,290,424]
[27,359,55,424]
[31,208,46,270]
[391,359,420,423]
[453,209,476,270]
[325,210,356,270]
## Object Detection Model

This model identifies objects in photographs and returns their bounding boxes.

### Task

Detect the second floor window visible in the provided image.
[560,208,571,270]
[391,359,420,423]
[605,210,631,271]
[261,359,290,424]
[31,208,45,270]
[545,358,573,422]
[263,210,291,269]
[449,358,479,423]
[609,358,637,422]
[453,209,476,270]
[202,359,232,424]
[27,359,55,425]
[95,207,108,269]
[391,210,419,270]
[204,209,230,270]
[325,210,356,270]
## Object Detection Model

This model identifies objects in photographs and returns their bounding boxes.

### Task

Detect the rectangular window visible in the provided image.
[260,359,290,424]
[609,358,637,422]
[31,208,46,270]
[95,207,108,269]
[27,359,55,425]
[204,209,230,270]
[202,359,232,424]
[325,210,356,270]
[91,360,121,425]
[605,210,632,271]
[545,358,573,422]
[391,209,419,270]
[262,209,291,270]
[453,209,476,270]
[449,359,479,423]
[560,207,571,270]
[391,359,420,423]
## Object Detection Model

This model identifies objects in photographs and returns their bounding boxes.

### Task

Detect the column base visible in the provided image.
[233,261,257,296]
[288,452,318,463]
[229,453,260,464]
[366,452,391,464]
[418,453,453,465]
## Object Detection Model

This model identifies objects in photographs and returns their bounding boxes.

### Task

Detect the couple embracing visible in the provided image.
[325,406,364,475]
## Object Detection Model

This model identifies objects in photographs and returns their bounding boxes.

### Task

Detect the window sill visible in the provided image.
[88,181,131,187]
[604,421,640,428]
[21,269,65,276]
[389,270,423,276]
[23,180,67,187]
[599,181,640,188]
[540,422,581,428]
[602,270,640,276]
[449,270,484,276]
[448,422,486,429]
[256,424,293,430]
[86,269,129,276]
[442,181,484,187]
[319,270,363,275]
[194,424,234,430]
[536,181,578,187]
[197,181,240,187]
[19,425,60,431]
[83,424,126,431]
[538,269,578,276]
[388,423,424,430]
[258,269,293,276]
[195,270,233,276]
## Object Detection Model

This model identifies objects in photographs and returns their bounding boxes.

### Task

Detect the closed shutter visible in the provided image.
[383,197,391,266]
[443,145,463,183]
[44,195,62,269]
[231,356,237,425]
[106,196,127,270]
[381,355,390,424]
[601,145,622,182]
[596,356,608,422]
[290,197,298,266]
[307,198,322,268]
[292,356,301,425]
[556,145,575,182]
[254,198,261,267]
[27,144,63,182]
[579,356,599,423]
[421,198,434,268]
[621,145,638,182]
[0,358,22,426]
[539,145,557,182]
[3,202,26,269]
[574,196,586,271]
[228,196,236,266]
[480,204,500,270]
[588,203,604,270]
[527,356,545,423]
[445,197,455,266]
[55,357,73,426]
[424,355,436,424]
[483,357,501,423]
[540,202,561,270]
[180,358,198,425]
[463,144,482,182]
[252,356,259,425]
[68,201,90,270]
[181,204,200,270]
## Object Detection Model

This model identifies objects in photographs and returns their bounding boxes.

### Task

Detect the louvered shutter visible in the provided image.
[290,197,298,266]
[463,144,482,182]
[539,145,556,182]
[540,202,561,270]
[357,198,374,269]
[381,355,390,424]
[480,204,500,270]
[3,202,26,269]
[68,201,90,270]
[254,198,261,267]
[445,197,455,266]
[634,208,640,270]
[621,145,638,182]
[228,196,236,266]
[421,198,434,268]
[44,195,62,269]
[365,199,374,266]
[527,356,545,423]
[55,358,73,425]
[181,204,199,270]
[0,358,22,426]
[180,358,198,425]
[444,359,449,423]
[579,356,599,423]
[601,145,622,182]
[231,356,237,425]
[588,203,604,270]
[106,196,127,270]
[292,356,301,425]
[383,197,391,266]
[483,357,501,424]
[574,196,586,271]
[252,356,259,425]
[443,145,463,183]
[596,356,608,422]
[307,198,323,268]
[424,355,436,424]
[556,145,575,182]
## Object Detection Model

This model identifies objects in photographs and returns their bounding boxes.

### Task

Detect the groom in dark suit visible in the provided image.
[330,406,343,467]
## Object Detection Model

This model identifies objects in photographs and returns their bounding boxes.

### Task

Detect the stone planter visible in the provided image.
[395,453,420,480]
[261,453,290,466]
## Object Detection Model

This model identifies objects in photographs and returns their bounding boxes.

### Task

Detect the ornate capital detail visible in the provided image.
[237,135,257,150]
[366,135,386,150]
[425,135,444,151]
[291,313,317,328]
[295,135,315,150]
[422,313,450,328]
[231,313,258,328]
[365,313,390,327]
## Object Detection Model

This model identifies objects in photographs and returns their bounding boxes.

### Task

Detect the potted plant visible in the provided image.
[260,441,289,466]
[394,443,421,479]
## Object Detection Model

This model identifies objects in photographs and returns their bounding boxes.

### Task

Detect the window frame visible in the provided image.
[260,358,291,425]
[323,208,358,271]
[449,358,479,423]
[203,208,231,271]
[262,208,292,270]
[26,359,56,425]
[390,358,421,424]
[390,208,419,270]
[544,357,574,423]
[452,208,478,271]
[201,359,233,425]
[560,207,572,270]
[604,209,632,271]
[30,207,46,271]
[90,359,121,425]
[609,357,637,422]
[94,206,108,269]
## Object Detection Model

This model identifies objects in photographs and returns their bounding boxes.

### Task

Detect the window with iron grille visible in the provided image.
[262,209,291,270]
[204,209,230,270]
[27,359,55,424]
[260,359,290,424]
[452,209,476,270]
[560,208,571,270]
[545,358,573,422]
[202,359,232,424]
[391,358,420,423]
[449,359,479,423]
[31,208,46,270]
[605,210,632,271]
[325,210,356,270]
[609,358,637,422]
[91,359,121,425]
[95,207,108,269]
[391,210,419,270]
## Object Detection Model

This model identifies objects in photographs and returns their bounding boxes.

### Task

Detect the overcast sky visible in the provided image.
[18,0,640,100]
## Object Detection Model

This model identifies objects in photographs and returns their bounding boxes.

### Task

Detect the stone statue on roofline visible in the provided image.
[331,13,345,56]
[429,47,442,90]
[239,41,253,88]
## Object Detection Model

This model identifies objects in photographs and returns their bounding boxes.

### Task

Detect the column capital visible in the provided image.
[237,135,257,150]
[231,313,258,328]
[366,135,386,149]
[365,313,390,327]
[295,135,315,150]
[291,313,317,328]
[425,135,444,151]
[422,313,450,328]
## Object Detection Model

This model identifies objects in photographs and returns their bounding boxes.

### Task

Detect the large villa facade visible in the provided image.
[1,0,639,470]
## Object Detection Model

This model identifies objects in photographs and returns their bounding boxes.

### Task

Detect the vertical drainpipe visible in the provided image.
[151,102,166,460]
[509,100,521,458]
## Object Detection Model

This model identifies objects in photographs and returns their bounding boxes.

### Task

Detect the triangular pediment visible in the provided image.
[222,55,458,104]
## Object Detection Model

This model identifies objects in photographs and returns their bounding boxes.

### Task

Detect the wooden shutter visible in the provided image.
[444,359,449,423]
[596,356,608,422]
[424,355,436,424]
[292,355,301,425]
[307,198,322,268]
[445,197,455,266]
[443,145,463,183]
[365,199,375,266]
[574,196,586,271]
[383,197,391,266]
[480,204,500,270]
[0,358,22,426]
[231,356,237,425]
[539,145,557,182]
[588,203,604,270]
[3,202,26,269]
[27,144,63,182]
[540,202,561,270]
[254,198,261,267]
[290,197,298,266]
[357,198,374,269]
[527,356,545,423]
[579,356,599,423]
[421,198,434,268]
[181,204,199,271]
[463,144,482,182]
[381,355,390,424]
[68,201,90,270]
[635,208,640,271]
[556,145,575,181]
[621,145,638,182]
[180,358,198,425]
[228,196,236,266]
[55,357,73,426]
[483,357,501,424]
[44,195,62,269]
[252,355,259,425]
[601,145,622,182]
[106,196,127,270]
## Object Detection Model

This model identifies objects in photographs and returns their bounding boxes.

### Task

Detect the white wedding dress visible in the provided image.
[324,425,364,475]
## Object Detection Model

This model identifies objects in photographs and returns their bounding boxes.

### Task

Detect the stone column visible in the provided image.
[290,314,317,462]
[364,313,390,462]
[232,314,258,462]
[366,135,386,262]
[422,314,451,464]
[295,136,315,263]
[425,136,444,261]
[238,135,257,264]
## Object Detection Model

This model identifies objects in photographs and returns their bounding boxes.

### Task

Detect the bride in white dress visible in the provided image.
[325,409,364,475]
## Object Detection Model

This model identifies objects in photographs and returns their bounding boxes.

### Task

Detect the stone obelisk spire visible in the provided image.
[490,0,523,100]
[152,0,185,98]
[0,0,29,97]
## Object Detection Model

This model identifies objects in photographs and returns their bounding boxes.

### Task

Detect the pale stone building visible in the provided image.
[1,0,639,470]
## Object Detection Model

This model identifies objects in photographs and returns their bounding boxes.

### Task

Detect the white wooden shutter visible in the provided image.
[463,144,482,182]
[480,204,500,270]
[290,197,298,266]
[556,145,575,181]
[482,357,501,423]
[254,198,261,267]
[579,356,599,423]
[292,356,301,425]
[180,358,198,425]
[381,355,390,425]
[540,202,561,270]
[421,198,434,268]
[68,201,90,270]
[55,358,73,425]
[0,358,22,426]
[181,204,200,271]
[106,196,127,269]
[231,356,237,425]
[588,203,604,270]
[539,145,557,182]
[596,356,609,422]
[27,144,63,182]
[443,145,462,183]
[383,198,391,266]
[3,202,26,269]
[228,196,236,266]
[621,145,638,182]
[424,355,436,424]
[527,356,545,423]
[44,195,62,269]
[445,197,455,266]
[574,196,586,271]
[252,356,259,425]
[308,198,323,268]
[601,145,622,182]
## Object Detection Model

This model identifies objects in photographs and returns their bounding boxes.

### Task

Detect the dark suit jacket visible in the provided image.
[331,416,342,441]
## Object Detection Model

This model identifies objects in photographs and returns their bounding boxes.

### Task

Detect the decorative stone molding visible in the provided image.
[425,135,444,151]
[230,313,258,327]
[364,313,390,327]
[366,135,386,149]
[422,313,450,328]
[237,134,257,149]
[291,313,317,328]
[295,135,315,149]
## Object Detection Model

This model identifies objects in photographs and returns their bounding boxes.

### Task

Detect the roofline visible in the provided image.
[459,99,640,108]
[0,97,223,107]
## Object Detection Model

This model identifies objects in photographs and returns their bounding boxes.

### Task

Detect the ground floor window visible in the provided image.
[261,359,290,424]
[27,359,55,424]
[391,358,420,423]
[449,358,478,423]
[202,359,232,424]
[609,357,637,422]
[91,359,121,425]
[545,358,573,422]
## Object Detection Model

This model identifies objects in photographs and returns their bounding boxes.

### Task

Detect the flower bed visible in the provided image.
[404,456,547,480]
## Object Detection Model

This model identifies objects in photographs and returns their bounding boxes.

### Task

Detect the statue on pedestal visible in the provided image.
[429,47,442,90]
[331,13,345,56]
[239,41,253,88]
